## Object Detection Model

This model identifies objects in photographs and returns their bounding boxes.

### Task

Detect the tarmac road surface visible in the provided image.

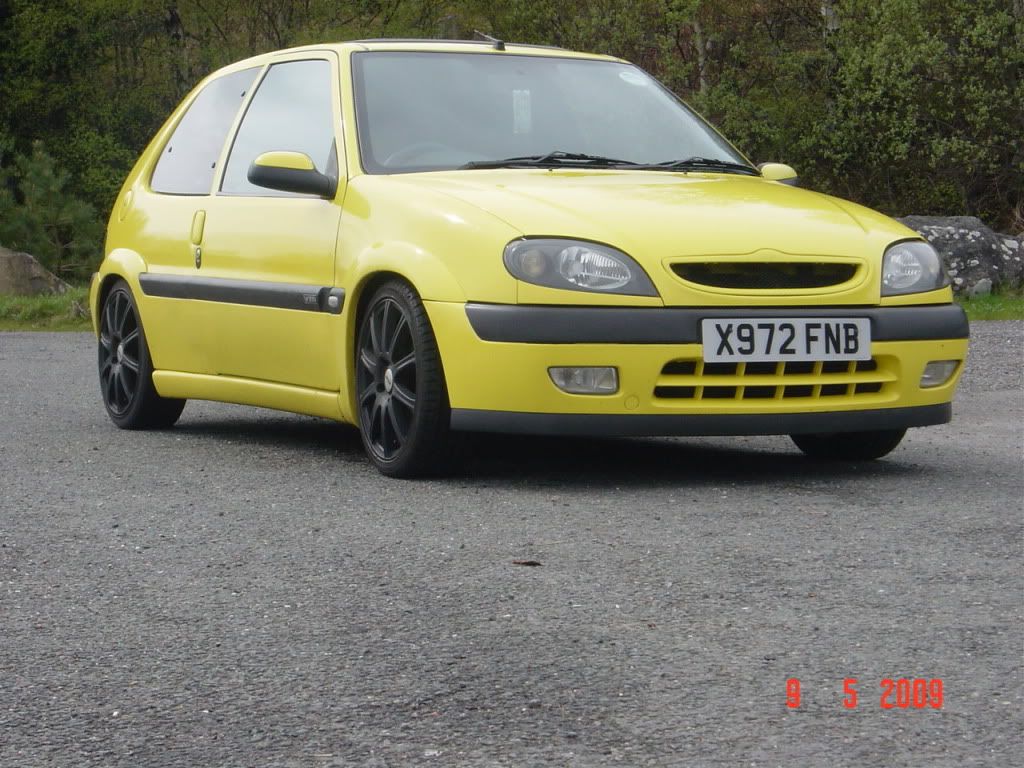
[1,322,1021,766]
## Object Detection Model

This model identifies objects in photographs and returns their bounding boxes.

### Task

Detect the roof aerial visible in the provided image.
[472,30,505,51]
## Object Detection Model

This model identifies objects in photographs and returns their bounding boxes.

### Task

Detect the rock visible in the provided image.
[966,278,993,298]
[898,216,1024,295]
[0,246,72,296]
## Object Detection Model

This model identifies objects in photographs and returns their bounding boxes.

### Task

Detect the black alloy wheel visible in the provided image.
[790,429,906,461]
[98,280,185,429]
[355,280,451,476]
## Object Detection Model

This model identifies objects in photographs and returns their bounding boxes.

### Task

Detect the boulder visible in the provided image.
[0,246,72,296]
[898,216,1023,295]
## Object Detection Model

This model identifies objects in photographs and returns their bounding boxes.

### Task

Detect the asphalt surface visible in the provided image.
[1,323,1022,767]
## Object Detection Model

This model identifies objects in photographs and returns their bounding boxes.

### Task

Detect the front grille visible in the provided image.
[654,358,891,401]
[672,262,858,290]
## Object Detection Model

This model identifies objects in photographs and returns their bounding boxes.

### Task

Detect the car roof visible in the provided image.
[217,38,622,72]
[198,38,626,93]
[345,39,615,58]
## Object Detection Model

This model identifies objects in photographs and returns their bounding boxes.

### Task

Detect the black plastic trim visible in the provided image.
[450,403,952,436]
[139,273,345,314]
[465,303,968,344]
[246,163,337,198]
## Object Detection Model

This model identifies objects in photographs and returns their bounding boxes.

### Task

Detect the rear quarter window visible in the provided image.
[150,67,260,195]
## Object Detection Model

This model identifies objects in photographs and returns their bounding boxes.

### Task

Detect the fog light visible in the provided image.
[549,366,619,394]
[920,360,959,388]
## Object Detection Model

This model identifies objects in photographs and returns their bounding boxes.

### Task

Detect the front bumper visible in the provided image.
[425,301,968,435]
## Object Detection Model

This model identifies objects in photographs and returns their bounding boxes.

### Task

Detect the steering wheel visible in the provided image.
[382,141,452,167]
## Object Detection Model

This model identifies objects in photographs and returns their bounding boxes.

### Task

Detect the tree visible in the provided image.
[0,142,103,279]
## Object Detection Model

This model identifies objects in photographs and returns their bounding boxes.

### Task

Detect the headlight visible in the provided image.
[881,241,948,296]
[504,238,658,296]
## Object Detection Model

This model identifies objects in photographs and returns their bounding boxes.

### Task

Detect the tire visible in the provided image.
[355,280,452,477]
[790,429,906,461]
[98,279,185,429]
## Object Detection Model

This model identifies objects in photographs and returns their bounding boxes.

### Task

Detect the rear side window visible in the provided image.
[150,68,259,195]
[220,59,336,196]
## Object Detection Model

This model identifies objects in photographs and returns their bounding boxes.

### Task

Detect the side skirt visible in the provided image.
[152,371,346,422]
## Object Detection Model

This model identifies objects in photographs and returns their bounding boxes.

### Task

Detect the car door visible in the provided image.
[135,65,262,376]
[192,54,345,391]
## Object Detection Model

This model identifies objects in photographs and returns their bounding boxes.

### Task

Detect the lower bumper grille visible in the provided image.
[654,358,893,401]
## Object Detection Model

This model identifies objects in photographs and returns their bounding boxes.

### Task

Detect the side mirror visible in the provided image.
[758,162,799,187]
[247,151,337,198]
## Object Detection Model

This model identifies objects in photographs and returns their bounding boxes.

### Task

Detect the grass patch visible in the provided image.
[0,286,92,331]
[956,291,1024,321]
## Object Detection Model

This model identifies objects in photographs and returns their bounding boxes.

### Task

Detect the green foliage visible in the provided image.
[0,0,1020,236]
[0,142,103,279]
[957,290,1024,322]
[807,0,1023,223]
[0,285,91,331]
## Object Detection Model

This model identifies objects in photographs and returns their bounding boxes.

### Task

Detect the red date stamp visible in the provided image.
[786,677,944,709]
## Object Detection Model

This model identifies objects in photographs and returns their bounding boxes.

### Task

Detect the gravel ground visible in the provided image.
[1,322,1021,767]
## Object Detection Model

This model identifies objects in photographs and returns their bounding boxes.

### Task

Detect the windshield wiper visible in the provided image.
[460,150,639,170]
[635,156,760,176]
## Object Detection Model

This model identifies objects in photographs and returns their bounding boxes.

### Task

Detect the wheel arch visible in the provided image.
[92,249,150,335]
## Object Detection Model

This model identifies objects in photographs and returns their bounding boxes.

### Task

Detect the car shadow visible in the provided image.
[171,409,922,489]
[453,433,920,489]
[173,413,364,455]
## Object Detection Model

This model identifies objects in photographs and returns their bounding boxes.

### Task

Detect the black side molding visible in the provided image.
[139,273,344,314]
[451,403,952,437]
[465,303,968,344]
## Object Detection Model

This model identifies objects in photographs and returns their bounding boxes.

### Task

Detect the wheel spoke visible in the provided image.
[379,301,393,350]
[358,348,376,374]
[106,370,119,406]
[368,306,383,355]
[112,292,122,331]
[380,402,396,455]
[104,296,116,334]
[100,358,113,378]
[387,311,408,358]
[122,364,138,388]
[122,328,139,347]
[121,355,139,374]
[119,295,135,335]
[100,333,113,352]
[116,370,132,404]
[385,401,408,444]
[391,350,415,375]
[391,382,415,411]
[359,381,376,406]
[371,400,386,451]
[379,301,395,355]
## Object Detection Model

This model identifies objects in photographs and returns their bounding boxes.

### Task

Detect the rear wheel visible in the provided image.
[790,429,906,461]
[98,280,185,429]
[355,280,452,477]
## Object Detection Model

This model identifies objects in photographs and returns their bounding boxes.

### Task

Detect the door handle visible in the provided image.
[191,210,206,269]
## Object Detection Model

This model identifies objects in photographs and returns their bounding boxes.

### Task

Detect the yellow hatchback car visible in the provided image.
[91,38,968,476]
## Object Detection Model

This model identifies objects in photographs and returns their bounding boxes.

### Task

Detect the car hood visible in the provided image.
[386,169,911,260]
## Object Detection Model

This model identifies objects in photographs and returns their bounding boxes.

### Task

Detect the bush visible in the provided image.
[0,141,102,282]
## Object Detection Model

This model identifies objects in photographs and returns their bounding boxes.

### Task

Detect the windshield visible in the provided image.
[351,51,750,174]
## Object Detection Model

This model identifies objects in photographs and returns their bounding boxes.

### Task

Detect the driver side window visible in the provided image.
[221,59,336,196]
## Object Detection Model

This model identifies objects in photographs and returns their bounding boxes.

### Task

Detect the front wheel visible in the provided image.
[790,429,906,461]
[98,279,185,429]
[355,280,452,477]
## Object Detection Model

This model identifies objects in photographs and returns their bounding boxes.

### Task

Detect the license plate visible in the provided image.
[701,318,871,362]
